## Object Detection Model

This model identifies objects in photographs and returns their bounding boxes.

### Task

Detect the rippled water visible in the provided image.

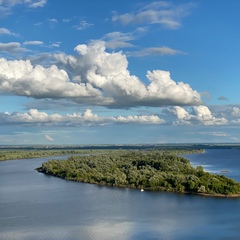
[1,150,240,240]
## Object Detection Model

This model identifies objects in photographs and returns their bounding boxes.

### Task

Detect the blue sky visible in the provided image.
[0,0,240,145]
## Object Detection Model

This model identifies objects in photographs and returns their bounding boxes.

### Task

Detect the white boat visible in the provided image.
[141,188,144,192]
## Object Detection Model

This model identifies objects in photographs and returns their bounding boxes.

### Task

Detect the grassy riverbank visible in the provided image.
[0,147,204,161]
[0,149,97,161]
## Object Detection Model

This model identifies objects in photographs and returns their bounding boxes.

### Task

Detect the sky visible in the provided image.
[0,0,240,145]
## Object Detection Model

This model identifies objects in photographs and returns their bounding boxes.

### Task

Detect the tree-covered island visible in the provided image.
[36,150,240,197]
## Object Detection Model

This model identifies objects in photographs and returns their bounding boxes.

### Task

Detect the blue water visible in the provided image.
[184,149,240,182]
[0,149,240,240]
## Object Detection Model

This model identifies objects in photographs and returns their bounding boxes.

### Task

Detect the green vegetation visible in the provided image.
[37,150,240,197]
[0,148,203,161]
[0,149,97,161]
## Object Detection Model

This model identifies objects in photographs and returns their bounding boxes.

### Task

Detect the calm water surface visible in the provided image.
[0,150,240,240]
[184,149,240,182]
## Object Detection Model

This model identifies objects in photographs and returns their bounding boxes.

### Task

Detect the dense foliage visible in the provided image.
[0,149,98,161]
[37,150,240,196]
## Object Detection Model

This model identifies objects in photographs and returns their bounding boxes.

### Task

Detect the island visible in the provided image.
[36,150,240,197]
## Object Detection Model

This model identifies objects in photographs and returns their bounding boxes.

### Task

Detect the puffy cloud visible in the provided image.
[145,70,201,106]
[54,41,202,107]
[231,107,240,117]
[112,1,196,29]
[0,109,165,126]
[193,106,228,125]
[230,107,240,124]
[171,105,228,125]
[0,109,51,123]
[171,106,191,120]
[2,106,240,128]
[0,58,102,100]
[0,41,202,108]
[115,115,165,124]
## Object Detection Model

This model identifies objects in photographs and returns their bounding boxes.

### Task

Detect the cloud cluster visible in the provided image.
[229,107,240,124]
[231,107,240,117]
[0,0,47,16]
[0,109,165,126]
[56,41,202,107]
[0,58,101,100]
[171,105,228,125]
[1,105,240,128]
[0,41,202,108]
[115,115,165,124]
[1,0,46,8]
[112,1,196,29]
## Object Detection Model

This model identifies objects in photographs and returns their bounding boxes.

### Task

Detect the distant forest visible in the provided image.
[37,150,240,197]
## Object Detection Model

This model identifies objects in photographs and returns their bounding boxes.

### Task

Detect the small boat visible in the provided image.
[141,188,144,192]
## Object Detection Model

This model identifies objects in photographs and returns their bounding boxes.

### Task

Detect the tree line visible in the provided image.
[0,149,101,161]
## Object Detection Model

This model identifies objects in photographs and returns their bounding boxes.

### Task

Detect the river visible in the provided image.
[0,150,240,240]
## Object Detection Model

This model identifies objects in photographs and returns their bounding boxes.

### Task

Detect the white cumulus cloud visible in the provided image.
[53,41,202,107]
[115,115,165,124]
[0,58,102,100]
[0,41,202,108]
[0,109,165,126]
[171,105,228,125]
[231,107,240,117]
